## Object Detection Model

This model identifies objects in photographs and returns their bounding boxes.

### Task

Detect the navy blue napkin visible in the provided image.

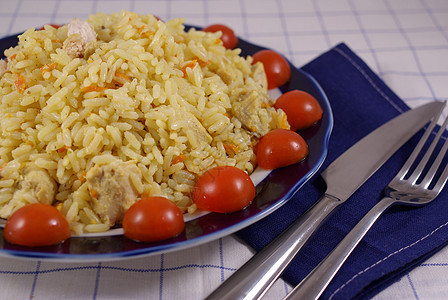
[237,43,448,299]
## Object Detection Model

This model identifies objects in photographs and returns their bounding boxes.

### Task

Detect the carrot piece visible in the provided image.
[223,143,239,155]
[115,71,132,81]
[171,154,185,165]
[181,60,197,77]
[80,171,87,184]
[90,189,98,199]
[57,145,70,153]
[137,25,146,34]
[15,75,26,93]
[137,25,153,36]
[106,80,123,89]
[40,62,57,78]
[261,102,271,108]
[198,60,210,68]
[80,85,107,93]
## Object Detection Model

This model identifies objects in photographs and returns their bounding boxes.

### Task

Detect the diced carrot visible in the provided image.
[261,102,271,108]
[80,171,87,184]
[15,74,26,93]
[181,60,197,77]
[90,189,98,199]
[137,25,146,34]
[115,71,132,81]
[223,143,239,155]
[215,38,222,45]
[80,85,107,93]
[137,25,152,36]
[57,145,70,153]
[40,62,57,78]
[171,154,185,165]
[9,54,17,60]
[106,80,123,89]
[198,60,210,68]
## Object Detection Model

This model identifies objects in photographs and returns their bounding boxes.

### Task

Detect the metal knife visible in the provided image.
[206,101,445,300]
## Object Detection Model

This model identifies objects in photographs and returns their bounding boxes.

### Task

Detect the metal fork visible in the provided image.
[284,102,448,300]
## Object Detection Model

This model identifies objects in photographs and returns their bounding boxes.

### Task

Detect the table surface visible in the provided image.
[1,0,448,299]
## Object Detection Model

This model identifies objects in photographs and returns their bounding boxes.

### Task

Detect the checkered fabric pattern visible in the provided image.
[0,0,447,299]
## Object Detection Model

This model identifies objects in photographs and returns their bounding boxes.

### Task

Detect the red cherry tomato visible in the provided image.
[203,24,238,49]
[123,197,185,242]
[274,90,323,131]
[256,129,308,170]
[4,203,71,247]
[192,166,255,213]
[252,49,291,90]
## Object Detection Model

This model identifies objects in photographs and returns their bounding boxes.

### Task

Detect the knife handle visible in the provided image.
[206,193,341,300]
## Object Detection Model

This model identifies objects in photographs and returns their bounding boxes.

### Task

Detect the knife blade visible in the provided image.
[206,101,445,300]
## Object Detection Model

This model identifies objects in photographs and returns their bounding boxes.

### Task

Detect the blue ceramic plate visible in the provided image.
[0,28,333,261]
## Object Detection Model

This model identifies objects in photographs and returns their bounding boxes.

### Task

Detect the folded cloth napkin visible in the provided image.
[237,43,448,299]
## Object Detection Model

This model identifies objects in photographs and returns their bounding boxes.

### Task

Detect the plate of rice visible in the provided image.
[0,11,332,261]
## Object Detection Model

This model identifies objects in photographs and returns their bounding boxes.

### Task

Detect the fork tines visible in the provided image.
[398,101,448,191]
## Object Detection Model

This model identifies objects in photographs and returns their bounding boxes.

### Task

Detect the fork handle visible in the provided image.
[284,197,396,300]
[206,193,341,300]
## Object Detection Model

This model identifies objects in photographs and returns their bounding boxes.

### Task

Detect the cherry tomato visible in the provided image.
[123,197,185,242]
[256,129,308,170]
[203,24,238,49]
[4,203,71,247]
[192,166,255,213]
[252,49,291,90]
[274,90,323,131]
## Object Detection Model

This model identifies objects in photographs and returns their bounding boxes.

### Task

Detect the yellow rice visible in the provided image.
[0,11,288,235]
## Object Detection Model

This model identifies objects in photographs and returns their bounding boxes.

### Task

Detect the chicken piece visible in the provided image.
[63,18,97,59]
[86,160,140,227]
[67,19,97,43]
[251,62,268,92]
[217,69,233,85]
[232,90,271,136]
[182,111,212,148]
[0,59,7,77]
[12,163,57,205]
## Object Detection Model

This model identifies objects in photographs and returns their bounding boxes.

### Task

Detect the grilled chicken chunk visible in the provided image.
[63,19,97,59]
[86,160,139,227]
[12,163,57,205]
[182,111,213,148]
[251,62,268,91]
[231,90,272,136]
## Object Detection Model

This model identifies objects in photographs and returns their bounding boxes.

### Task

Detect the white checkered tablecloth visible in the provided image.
[1,0,448,299]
